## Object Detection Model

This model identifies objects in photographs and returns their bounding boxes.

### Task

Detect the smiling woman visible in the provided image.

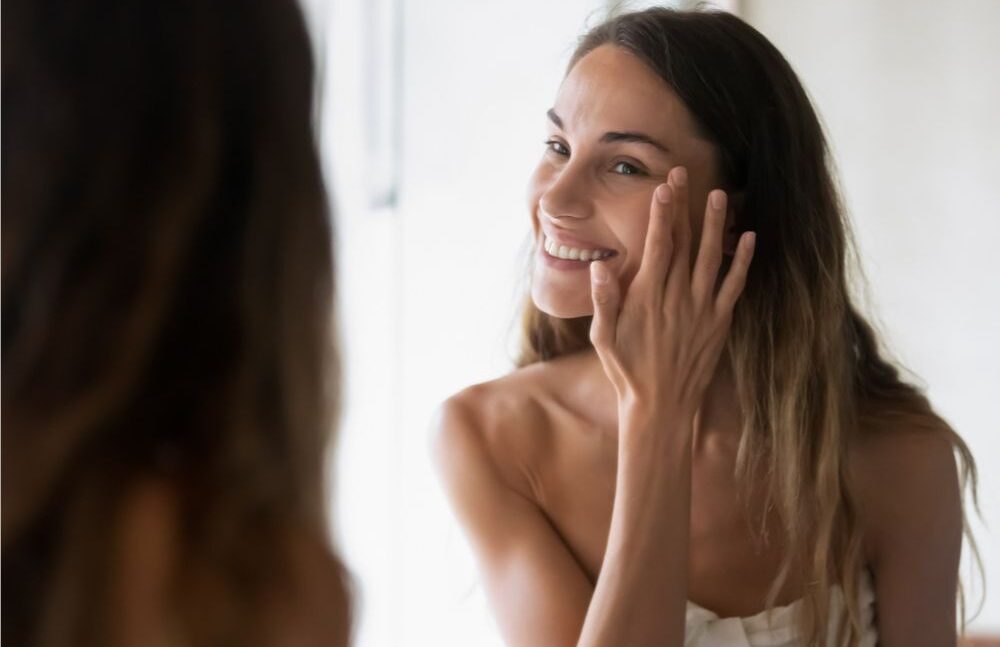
[530,45,721,318]
[433,7,982,647]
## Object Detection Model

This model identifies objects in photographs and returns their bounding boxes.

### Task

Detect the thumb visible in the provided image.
[589,260,620,351]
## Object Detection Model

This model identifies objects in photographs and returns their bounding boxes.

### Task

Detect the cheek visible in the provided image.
[526,161,552,207]
[600,194,654,284]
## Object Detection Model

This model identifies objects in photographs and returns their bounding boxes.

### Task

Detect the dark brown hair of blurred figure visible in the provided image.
[2,1,352,646]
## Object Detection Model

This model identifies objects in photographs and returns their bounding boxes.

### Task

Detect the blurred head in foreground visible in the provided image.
[2,1,350,646]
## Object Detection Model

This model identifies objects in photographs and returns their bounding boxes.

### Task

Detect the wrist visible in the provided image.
[618,395,694,431]
[618,406,694,450]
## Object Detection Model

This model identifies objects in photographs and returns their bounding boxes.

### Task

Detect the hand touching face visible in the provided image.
[528,44,736,319]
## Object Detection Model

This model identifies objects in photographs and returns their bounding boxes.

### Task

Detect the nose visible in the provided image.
[538,160,594,223]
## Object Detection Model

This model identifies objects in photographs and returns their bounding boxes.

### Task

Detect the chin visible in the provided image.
[530,283,594,319]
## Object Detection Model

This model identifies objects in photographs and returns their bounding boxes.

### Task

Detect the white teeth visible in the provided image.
[542,235,612,261]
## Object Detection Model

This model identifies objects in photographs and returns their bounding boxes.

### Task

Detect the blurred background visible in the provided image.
[302,0,1000,644]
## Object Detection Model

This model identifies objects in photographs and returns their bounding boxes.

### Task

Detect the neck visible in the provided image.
[693,350,743,455]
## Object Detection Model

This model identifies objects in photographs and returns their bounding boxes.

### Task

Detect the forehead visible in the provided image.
[553,44,704,147]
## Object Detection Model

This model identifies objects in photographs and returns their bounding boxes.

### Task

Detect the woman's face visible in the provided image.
[528,44,725,318]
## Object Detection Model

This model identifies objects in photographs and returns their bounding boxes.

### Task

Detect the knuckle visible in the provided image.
[692,294,710,315]
[593,290,613,306]
[649,239,671,260]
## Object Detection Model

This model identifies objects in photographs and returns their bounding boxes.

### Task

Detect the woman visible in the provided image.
[434,8,981,647]
[2,1,351,646]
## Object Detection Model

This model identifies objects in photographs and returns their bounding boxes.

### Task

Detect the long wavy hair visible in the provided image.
[2,1,350,646]
[517,8,982,645]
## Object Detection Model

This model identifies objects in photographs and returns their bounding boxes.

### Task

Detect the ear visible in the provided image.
[722,190,746,257]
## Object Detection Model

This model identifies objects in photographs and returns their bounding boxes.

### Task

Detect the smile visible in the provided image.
[542,235,615,262]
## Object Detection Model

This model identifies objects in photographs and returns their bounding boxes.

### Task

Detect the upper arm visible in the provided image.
[852,428,964,647]
[431,393,594,647]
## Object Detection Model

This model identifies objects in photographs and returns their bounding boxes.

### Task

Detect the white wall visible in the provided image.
[316,0,1000,643]
[322,2,610,645]
[744,0,1000,631]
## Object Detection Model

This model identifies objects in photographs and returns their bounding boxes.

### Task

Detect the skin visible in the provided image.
[108,481,351,647]
[529,45,732,319]
[434,44,963,646]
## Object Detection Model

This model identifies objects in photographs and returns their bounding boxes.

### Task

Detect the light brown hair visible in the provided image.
[519,8,982,645]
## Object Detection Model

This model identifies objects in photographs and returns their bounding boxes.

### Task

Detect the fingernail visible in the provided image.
[655,184,671,204]
[591,261,608,284]
[710,190,726,209]
[672,166,687,186]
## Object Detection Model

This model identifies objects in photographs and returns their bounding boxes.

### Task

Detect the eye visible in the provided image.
[611,161,646,176]
[544,139,569,156]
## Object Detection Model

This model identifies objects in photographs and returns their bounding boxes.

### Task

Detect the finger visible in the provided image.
[664,166,692,300]
[589,260,620,352]
[634,182,674,290]
[715,231,756,314]
[691,189,728,305]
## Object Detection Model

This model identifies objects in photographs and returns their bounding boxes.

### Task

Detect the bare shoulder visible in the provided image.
[430,359,604,647]
[431,362,556,501]
[849,423,964,643]
[849,421,963,567]
[259,527,353,647]
[109,479,181,647]
[111,481,352,647]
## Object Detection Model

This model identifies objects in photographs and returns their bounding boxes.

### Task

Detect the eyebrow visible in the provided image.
[546,108,670,155]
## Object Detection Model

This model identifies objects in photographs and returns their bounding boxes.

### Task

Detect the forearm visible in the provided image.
[577,411,693,647]
[575,161,755,647]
